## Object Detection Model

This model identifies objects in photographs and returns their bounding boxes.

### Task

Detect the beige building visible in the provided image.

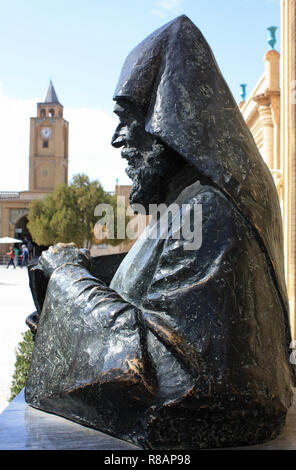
[240,0,296,338]
[0,81,69,253]
[92,184,134,256]
[91,184,152,257]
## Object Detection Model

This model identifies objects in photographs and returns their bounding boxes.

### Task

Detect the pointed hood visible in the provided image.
[113,15,293,358]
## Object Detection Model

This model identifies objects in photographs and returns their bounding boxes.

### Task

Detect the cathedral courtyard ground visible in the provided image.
[0,264,35,413]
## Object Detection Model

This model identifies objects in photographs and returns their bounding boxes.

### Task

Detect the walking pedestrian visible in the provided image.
[21,244,29,268]
[13,246,19,267]
[6,247,15,269]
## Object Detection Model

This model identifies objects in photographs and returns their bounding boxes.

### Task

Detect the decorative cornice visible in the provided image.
[253,93,271,106]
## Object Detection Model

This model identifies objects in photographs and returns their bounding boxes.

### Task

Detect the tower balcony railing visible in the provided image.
[0,192,20,200]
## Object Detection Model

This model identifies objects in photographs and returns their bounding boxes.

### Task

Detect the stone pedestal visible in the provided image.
[0,389,295,450]
[0,390,139,450]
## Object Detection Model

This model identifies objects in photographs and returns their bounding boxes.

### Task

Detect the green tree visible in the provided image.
[27,174,127,248]
[9,330,34,401]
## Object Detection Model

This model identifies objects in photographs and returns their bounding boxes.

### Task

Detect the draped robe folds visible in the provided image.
[25,181,294,449]
[25,15,295,449]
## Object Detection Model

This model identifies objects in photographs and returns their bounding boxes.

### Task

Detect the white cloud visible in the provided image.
[0,94,131,194]
[150,0,183,17]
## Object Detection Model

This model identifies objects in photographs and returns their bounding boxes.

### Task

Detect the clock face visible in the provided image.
[41,127,52,138]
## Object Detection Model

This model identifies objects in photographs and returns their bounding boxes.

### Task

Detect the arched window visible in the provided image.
[40,109,46,118]
[49,109,55,117]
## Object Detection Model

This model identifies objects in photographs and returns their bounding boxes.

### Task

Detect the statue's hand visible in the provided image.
[37,243,91,278]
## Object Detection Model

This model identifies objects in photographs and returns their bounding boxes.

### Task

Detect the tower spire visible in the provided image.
[44,80,61,105]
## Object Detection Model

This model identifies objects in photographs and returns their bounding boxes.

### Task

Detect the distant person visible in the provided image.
[21,244,29,268]
[13,246,19,267]
[6,247,15,269]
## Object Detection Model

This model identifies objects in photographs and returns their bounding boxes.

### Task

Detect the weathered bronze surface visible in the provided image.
[25,16,295,449]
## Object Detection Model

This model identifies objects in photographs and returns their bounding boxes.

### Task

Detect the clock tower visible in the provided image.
[29,81,69,191]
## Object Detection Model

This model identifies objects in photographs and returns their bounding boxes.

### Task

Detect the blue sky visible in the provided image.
[0,0,280,192]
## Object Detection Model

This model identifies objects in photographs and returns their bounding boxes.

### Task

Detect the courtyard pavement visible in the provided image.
[0,264,35,413]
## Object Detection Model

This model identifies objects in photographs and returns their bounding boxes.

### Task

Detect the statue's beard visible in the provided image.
[121,143,184,211]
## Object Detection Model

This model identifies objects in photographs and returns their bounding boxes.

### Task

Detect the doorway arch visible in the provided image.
[14,215,31,241]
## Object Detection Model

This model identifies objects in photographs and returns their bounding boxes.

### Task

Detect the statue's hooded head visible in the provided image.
[112,15,292,354]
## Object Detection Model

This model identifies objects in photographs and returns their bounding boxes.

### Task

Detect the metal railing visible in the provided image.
[0,192,20,200]
[0,254,38,266]
[0,255,23,266]
[0,255,10,265]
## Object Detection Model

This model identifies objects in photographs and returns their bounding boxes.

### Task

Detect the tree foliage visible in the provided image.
[9,330,34,401]
[27,174,126,248]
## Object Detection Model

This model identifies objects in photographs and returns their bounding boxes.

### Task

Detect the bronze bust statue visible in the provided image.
[25,15,295,449]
